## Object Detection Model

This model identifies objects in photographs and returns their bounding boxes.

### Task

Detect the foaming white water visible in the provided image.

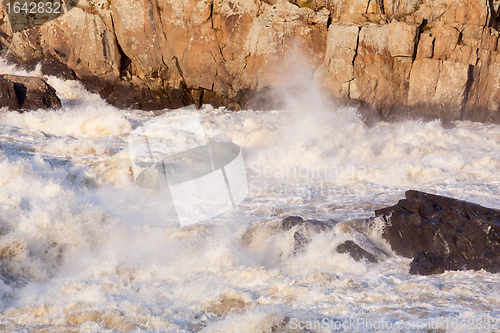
[1,57,500,332]
[0,106,131,138]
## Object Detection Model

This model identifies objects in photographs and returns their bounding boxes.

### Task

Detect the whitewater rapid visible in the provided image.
[1,57,500,332]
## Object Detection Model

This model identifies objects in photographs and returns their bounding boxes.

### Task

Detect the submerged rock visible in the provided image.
[0,75,61,110]
[280,216,378,262]
[0,78,19,109]
[280,216,333,255]
[336,240,377,263]
[375,190,500,275]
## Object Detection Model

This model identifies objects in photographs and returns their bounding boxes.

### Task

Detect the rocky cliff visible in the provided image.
[1,0,500,123]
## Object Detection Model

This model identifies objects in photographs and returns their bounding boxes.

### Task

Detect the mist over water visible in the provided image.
[1,57,500,332]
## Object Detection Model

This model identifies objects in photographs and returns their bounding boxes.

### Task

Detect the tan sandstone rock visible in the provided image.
[352,23,414,114]
[387,21,419,57]
[408,58,471,119]
[430,22,461,60]
[0,0,499,122]
[416,32,434,58]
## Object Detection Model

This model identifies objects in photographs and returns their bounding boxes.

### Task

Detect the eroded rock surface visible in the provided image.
[0,74,61,110]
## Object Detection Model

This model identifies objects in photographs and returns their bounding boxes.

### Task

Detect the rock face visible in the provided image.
[1,0,500,121]
[0,74,61,110]
[375,190,500,275]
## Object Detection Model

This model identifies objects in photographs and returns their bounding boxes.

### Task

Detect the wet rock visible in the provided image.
[292,231,310,255]
[0,75,61,110]
[0,78,19,109]
[407,59,472,120]
[375,190,500,275]
[1,0,500,121]
[409,251,447,275]
[281,216,306,231]
[280,216,333,233]
[336,240,377,263]
[280,216,333,255]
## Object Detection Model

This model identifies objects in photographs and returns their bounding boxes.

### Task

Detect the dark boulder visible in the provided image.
[293,231,310,256]
[280,216,307,231]
[0,78,19,109]
[336,240,377,263]
[0,74,61,110]
[409,251,448,275]
[375,190,500,275]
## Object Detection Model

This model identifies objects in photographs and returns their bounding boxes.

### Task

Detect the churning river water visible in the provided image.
[1,57,500,332]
